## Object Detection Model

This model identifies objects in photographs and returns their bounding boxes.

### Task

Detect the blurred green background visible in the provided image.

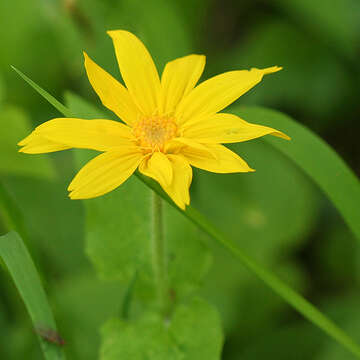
[0,0,360,359]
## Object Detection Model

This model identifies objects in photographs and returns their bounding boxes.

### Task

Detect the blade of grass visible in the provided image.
[12,68,360,358]
[11,66,72,118]
[0,231,66,360]
[0,181,28,240]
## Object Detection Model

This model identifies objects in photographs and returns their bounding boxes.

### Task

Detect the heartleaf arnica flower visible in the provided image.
[18,30,289,209]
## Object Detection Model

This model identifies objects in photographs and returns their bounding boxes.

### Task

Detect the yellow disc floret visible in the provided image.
[133,115,177,152]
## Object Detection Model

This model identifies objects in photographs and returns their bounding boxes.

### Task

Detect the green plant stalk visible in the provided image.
[151,192,169,318]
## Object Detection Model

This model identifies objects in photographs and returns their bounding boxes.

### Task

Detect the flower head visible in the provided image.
[18,30,289,209]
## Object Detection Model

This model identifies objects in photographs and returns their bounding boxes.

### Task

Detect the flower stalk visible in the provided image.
[151,191,169,318]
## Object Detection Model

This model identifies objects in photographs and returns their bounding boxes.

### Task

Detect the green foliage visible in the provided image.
[0,231,65,360]
[2,1,360,359]
[100,297,223,360]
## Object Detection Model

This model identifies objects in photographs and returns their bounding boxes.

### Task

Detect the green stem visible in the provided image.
[151,191,169,318]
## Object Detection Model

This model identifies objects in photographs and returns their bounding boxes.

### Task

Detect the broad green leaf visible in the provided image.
[14,65,360,359]
[233,106,360,243]
[84,173,152,282]
[100,297,223,360]
[0,105,55,178]
[0,231,65,360]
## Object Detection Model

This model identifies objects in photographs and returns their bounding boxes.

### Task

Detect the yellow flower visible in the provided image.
[18,30,289,209]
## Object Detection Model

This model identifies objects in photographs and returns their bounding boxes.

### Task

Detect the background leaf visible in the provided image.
[232,106,360,242]
[100,297,223,360]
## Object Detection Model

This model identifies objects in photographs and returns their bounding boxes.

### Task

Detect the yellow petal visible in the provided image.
[158,154,193,209]
[175,66,282,125]
[68,149,143,199]
[34,118,135,151]
[182,112,290,143]
[168,137,217,158]
[161,54,205,114]
[182,143,254,173]
[83,52,140,125]
[107,30,161,116]
[164,155,192,209]
[139,152,173,186]
[18,133,70,154]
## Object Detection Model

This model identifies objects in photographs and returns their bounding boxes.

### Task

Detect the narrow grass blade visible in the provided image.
[0,231,66,360]
[11,66,72,118]
[14,72,360,358]
[0,181,28,240]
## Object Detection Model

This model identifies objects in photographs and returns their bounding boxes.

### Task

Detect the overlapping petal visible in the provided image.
[139,152,173,187]
[175,67,282,125]
[161,54,205,114]
[140,154,192,209]
[31,118,135,151]
[107,30,161,116]
[68,149,144,199]
[163,155,192,209]
[84,52,140,125]
[168,137,217,158]
[181,143,254,173]
[181,113,290,143]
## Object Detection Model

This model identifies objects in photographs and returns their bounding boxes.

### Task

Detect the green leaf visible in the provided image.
[0,231,66,360]
[100,297,223,360]
[84,174,153,282]
[233,105,360,243]
[14,70,360,359]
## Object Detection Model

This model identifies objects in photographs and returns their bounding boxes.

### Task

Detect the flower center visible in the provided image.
[133,115,177,152]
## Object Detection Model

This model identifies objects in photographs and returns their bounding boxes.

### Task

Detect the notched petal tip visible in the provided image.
[251,66,283,75]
